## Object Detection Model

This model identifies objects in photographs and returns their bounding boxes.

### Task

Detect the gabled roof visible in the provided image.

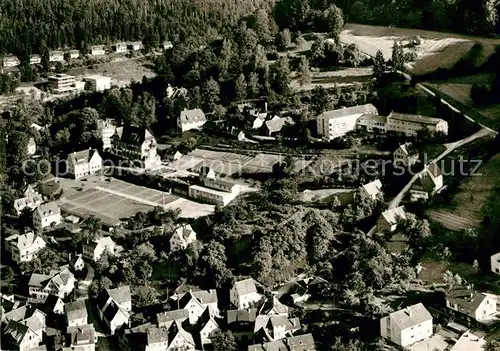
[44,294,63,312]
[117,125,155,145]
[4,319,31,344]
[248,340,288,351]
[396,142,418,156]
[147,327,169,344]
[388,111,445,125]
[227,308,257,324]
[233,278,258,296]
[386,303,432,330]
[85,236,115,251]
[260,296,288,315]
[65,299,87,321]
[167,320,195,347]
[157,309,189,325]
[362,179,383,198]
[108,286,131,305]
[35,202,60,218]
[286,333,316,350]
[103,300,127,323]
[14,194,43,212]
[446,289,489,312]
[68,149,99,165]
[199,307,218,329]
[2,305,29,322]
[5,232,46,251]
[192,290,218,304]
[357,114,387,123]
[172,225,196,244]
[318,104,378,120]
[68,323,95,345]
[179,109,206,124]
[264,117,294,133]
[381,206,407,226]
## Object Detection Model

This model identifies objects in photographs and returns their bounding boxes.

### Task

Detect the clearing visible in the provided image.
[340,23,500,75]
[291,67,372,91]
[425,78,500,129]
[426,152,500,231]
[66,56,156,87]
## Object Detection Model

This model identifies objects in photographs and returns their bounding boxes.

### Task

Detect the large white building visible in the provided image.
[230,278,262,310]
[446,289,497,322]
[491,252,500,275]
[386,112,448,136]
[356,113,387,133]
[188,167,241,206]
[67,148,102,179]
[317,104,378,140]
[380,303,433,347]
[83,75,112,92]
[33,202,61,229]
[4,232,46,263]
[177,109,207,132]
[48,74,85,94]
[111,126,161,169]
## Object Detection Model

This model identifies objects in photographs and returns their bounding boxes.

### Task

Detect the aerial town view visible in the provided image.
[1,0,500,350]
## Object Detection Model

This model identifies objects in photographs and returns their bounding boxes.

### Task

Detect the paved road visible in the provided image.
[388,126,495,209]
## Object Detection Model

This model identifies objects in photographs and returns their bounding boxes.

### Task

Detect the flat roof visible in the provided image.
[189,184,234,198]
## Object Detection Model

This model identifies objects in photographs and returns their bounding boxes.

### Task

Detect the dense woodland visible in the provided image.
[1,0,499,58]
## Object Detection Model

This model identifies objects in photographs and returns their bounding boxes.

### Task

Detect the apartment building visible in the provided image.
[386,112,448,136]
[83,75,112,92]
[48,74,85,94]
[317,104,378,140]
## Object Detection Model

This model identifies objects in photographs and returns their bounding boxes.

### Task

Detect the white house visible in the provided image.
[113,42,128,53]
[27,137,36,156]
[165,321,196,350]
[29,55,41,65]
[253,315,301,342]
[356,114,387,133]
[97,119,117,151]
[49,51,64,62]
[83,75,112,92]
[317,104,378,140]
[14,193,43,215]
[129,41,143,51]
[451,330,486,351]
[146,327,169,351]
[4,232,46,263]
[177,109,207,132]
[66,299,88,327]
[90,45,105,56]
[3,315,44,351]
[28,267,75,303]
[83,236,115,262]
[96,286,131,334]
[3,55,20,68]
[170,225,197,252]
[361,179,383,200]
[199,308,220,345]
[173,289,219,324]
[67,324,97,351]
[386,112,448,136]
[393,142,419,167]
[380,303,433,347]
[491,252,500,275]
[410,163,444,202]
[67,148,102,179]
[68,50,80,59]
[162,41,173,50]
[71,254,85,271]
[33,202,61,229]
[188,167,241,206]
[446,289,497,322]
[377,206,407,232]
[230,278,262,310]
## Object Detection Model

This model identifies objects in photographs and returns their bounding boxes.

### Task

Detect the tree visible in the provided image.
[1,266,15,281]
[135,242,156,261]
[391,41,405,72]
[89,276,113,297]
[373,50,386,80]
[213,105,227,120]
[136,260,153,281]
[134,285,159,307]
[211,331,237,351]
[200,241,233,288]
[343,44,362,67]
[79,216,102,244]
[276,29,291,51]
[486,340,500,351]
[325,5,344,40]
[135,92,157,128]
[234,74,247,101]
[271,56,291,95]
[297,56,311,87]
[202,77,220,111]
[247,72,260,98]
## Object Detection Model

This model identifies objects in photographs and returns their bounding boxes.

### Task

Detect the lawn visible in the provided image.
[426,151,500,231]
[340,23,500,75]
[290,67,373,92]
[425,81,500,129]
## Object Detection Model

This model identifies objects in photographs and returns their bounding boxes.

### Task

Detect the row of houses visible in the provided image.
[317,104,449,140]
[380,287,498,349]
[1,41,174,68]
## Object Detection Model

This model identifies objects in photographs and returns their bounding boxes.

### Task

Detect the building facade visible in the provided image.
[178,109,207,132]
[491,253,500,275]
[111,126,161,169]
[67,149,102,179]
[83,75,112,92]
[33,202,61,229]
[393,143,419,167]
[446,289,497,322]
[4,232,46,263]
[230,278,262,310]
[386,112,448,136]
[317,104,378,140]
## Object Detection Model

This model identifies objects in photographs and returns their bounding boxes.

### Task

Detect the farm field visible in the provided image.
[425,80,500,127]
[291,67,372,91]
[67,56,156,87]
[426,152,500,231]
[340,23,500,75]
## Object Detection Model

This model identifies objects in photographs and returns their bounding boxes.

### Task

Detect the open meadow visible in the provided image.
[426,152,500,231]
[340,23,500,75]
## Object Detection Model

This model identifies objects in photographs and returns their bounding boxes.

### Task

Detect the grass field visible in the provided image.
[340,23,500,75]
[425,79,500,128]
[426,152,500,231]
[67,57,156,87]
[291,67,373,91]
